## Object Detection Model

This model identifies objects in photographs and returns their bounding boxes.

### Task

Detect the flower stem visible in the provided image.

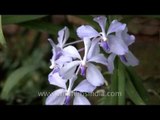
[64,40,83,47]
[78,48,84,52]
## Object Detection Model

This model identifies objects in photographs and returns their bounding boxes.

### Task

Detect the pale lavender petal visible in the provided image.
[86,63,105,86]
[60,61,80,79]
[107,20,126,35]
[73,93,90,105]
[88,54,108,66]
[63,45,81,59]
[87,39,100,59]
[57,26,69,48]
[76,25,99,39]
[116,28,135,46]
[45,89,66,105]
[120,51,139,66]
[48,71,67,89]
[93,16,107,33]
[73,80,96,93]
[108,35,128,55]
[107,53,116,73]
[56,55,72,68]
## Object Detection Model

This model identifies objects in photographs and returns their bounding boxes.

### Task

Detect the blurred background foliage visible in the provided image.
[0,15,160,105]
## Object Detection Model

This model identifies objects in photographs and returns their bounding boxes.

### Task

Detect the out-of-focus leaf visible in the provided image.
[110,69,118,105]
[117,61,126,105]
[1,65,38,100]
[0,15,6,46]
[0,45,48,100]
[19,21,76,38]
[126,67,149,103]
[2,15,47,25]
[126,73,146,105]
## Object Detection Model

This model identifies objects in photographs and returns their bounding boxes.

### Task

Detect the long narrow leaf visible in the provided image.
[126,73,146,105]
[126,67,149,103]
[117,61,126,105]
[1,65,38,100]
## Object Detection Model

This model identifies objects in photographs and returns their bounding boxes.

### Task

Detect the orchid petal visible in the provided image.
[93,16,107,33]
[48,71,67,89]
[58,26,69,48]
[76,25,99,39]
[87,39,100,59]
[120,51,139,66]
[63,45,81,59]
[60,61,80,79]
[107,53,116,73]
[107,20,126,35]
[88,54,108,66]
[56,55,72,68]
[108,35,128,55]
[116,28,135,46]
[74,80,96,93]
[45,89,66,105]
[73,93,90,105]
[86,63,105,86]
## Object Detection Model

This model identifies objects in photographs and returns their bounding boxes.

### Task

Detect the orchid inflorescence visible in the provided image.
[45,16,139,105]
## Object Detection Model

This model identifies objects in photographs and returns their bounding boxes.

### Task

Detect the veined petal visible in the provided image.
[107,53,116,73]
[88,54,108,66]
[74,80,96,93]
[58,26,69,48]
[63,45,81,59]
[120,51,139,66]
[87,39,100,59]
[93,16,107,33]
[116,28,135,46]
[45,89,66,105]
[86,63,105,86]
[108,35,128,55]
[76,25,99,39]
[73,93,90,105]
[60,61,80,79]
[48,71,67,89]
[107,20,126,35]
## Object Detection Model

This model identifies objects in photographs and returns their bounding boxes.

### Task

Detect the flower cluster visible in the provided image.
[45,16,139,105]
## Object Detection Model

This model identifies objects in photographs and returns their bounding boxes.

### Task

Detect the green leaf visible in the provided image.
[0,15,6,46]
[126,67,149,103]
[19,21,76,38]
[110,69,118,105]
[1,65,38,100]
[126,73,146,105]
[117,61,126,105]
[2,15,47,25]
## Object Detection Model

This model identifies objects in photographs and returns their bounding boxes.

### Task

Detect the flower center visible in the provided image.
[100,32,107,41]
